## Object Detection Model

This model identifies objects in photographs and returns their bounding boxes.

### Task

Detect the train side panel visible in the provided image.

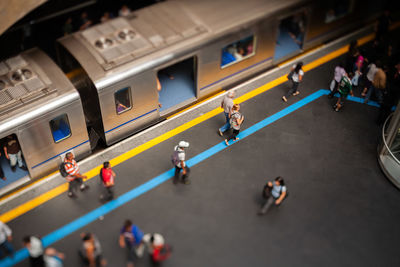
[98,71,159,145]
[18,101,91,179]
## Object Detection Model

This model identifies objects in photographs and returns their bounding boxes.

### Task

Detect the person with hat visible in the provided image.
[172,141,190,185]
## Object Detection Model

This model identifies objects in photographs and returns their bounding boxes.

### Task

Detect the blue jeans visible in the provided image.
[0,240,14,258]
[365,85,383,104]
[9,151,23,168]
[219,112,230,133]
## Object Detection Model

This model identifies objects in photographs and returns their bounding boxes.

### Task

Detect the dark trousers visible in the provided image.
[285,81,299,98]
[104,186,114,200]
[68,178,83,193]
[29,255,45,267]
[0,165,4,180]
[174,166,190,183]
[227,129,240,141]
[0,240,14,258]
[259,196,277,214]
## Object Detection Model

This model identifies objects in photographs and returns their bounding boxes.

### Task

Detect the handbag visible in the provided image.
[287,70,294,81]
[330,79,336,91]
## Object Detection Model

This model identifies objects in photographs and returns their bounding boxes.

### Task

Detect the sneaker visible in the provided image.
[218,129,223,136]
[282,96,287,102]
[257,211,265,216]
[183,179,191,185]
[293,91,300,96]
[80,184,89,191]
[224,139,229,146]
[20,166,28,171]
[68,192,76,198]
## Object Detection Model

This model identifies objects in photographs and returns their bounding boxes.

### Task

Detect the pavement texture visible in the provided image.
[3,51,400,267]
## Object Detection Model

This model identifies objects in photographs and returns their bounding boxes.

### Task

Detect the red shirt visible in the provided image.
[101,168,114,186]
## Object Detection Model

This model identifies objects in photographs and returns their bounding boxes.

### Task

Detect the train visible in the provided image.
[0,0,389,187]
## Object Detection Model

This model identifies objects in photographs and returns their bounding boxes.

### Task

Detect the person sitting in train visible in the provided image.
[233,46,246,60]
[3,135,27,172]
[116,101,128,114]
[221,46,236,66]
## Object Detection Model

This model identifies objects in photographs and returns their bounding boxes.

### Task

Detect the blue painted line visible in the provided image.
[105,109,158,134]
[31,140,90,169]
[199,57,272,90]
[1,89,382,267]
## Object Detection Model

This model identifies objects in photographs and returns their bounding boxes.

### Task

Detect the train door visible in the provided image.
[0,134,29,189]
[157,56,197,114]
[274,10,307,60]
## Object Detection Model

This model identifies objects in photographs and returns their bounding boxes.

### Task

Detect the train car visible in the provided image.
[0,48,90,188]
[57,0,384,147]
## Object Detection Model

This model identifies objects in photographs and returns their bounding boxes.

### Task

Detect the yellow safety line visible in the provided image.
[0,27,394,223]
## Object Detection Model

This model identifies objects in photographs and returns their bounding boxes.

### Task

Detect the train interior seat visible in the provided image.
[158,57,196,112]
[274,15,305,60]
[0,136,29,189]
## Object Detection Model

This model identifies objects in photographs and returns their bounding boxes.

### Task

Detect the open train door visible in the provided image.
[157,56,197,116]
[274,10,307,60]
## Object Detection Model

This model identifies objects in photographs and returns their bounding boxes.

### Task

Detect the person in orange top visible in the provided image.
[99,162,116,201]
[64,152,88,198]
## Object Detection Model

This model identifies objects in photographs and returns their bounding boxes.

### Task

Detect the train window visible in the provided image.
[221,35,255,68]
[325,0,354,23]
[115,87,132,114]
[50,114,72,143]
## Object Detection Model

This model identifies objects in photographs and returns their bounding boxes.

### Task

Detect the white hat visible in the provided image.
[178,141,189,148]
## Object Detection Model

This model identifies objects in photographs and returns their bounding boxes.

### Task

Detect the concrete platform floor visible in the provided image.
[4,55,400,267]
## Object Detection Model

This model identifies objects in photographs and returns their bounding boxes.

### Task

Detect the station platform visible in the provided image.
[1,28,400,267]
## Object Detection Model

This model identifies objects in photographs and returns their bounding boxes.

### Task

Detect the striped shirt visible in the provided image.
[64,159,79,178]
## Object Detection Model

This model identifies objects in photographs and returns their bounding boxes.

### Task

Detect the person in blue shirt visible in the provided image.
[258,177,287,215]
[119,220,144,267]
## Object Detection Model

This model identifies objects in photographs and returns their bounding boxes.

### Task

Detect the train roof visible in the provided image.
[0,48,80,133]
[58,0,304,89]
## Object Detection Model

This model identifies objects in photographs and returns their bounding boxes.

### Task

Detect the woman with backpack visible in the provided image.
[258,176,287,215]
[282,62,304,102]
[224,104,244,146]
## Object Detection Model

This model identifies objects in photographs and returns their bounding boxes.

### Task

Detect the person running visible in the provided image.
[224,104,244,146]
[258,177,287,215]
[79,233,106,267]
[332,72,354,112]
[282,62,304,102]
[119,220,144,267]
[0,220,13,259]
[99,161,116,201]
[172,141,191,185]
[63,152,89,198]
[218,91,235,136]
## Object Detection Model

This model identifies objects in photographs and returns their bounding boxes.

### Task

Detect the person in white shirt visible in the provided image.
[23,236,44,267]
[0,220,14,258]
[282,62,304,102]
[172,141,190,185]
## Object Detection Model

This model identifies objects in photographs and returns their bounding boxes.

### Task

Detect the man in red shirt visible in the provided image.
[99,161,116,201]
[64,152,88,198]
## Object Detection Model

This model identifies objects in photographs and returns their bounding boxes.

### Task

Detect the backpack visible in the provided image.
[230,112,242,127]
[59,162,72,177]
[287,70,294,80]
[171,150,181,166]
